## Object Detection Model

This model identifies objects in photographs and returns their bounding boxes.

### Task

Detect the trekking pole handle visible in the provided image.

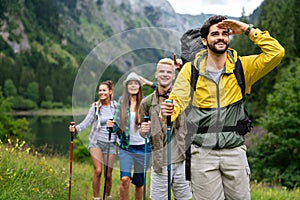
[107,119,113,140]
[107,119,113,131]
[144,116,150,137]
[69,121,76,141]
[164,99,173,125]
[69,121,76,133]
[173,53,177,66]
[144,116,150,122]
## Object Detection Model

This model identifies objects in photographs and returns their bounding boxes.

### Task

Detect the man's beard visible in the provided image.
[207,39,229,54]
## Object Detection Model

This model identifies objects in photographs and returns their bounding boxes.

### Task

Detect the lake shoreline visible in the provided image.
[8,109,87,116]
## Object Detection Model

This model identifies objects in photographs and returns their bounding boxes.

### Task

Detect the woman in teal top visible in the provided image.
[107,72,151,200]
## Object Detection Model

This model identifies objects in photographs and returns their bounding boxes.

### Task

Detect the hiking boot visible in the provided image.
[105,196,112,200]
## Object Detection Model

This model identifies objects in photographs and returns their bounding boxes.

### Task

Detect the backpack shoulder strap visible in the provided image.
[233,58,245,99]
[185,62,199,182]
[189,55,203,102]
[94,102,97,113]
[228,49,246,99]
[93,102,98,122]
[190,63,199,94]
[145,92,154,113]
[112,100,117,108]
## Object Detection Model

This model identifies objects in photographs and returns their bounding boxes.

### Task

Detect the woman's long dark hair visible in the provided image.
[119,82,143,132]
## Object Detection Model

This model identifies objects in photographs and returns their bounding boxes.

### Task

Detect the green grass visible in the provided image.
[251,182,300,200]
[1,139,299,200]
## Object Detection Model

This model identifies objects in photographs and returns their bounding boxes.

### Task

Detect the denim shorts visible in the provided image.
[119,144,151,186]
[88,140,117,155]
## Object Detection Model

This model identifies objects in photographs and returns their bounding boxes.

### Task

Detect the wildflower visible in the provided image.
[20,141,26,148]
[15,138,19,148]
[282,186,287,191]
[32,187,40,193]
[63,178,70,188]
[25,147,31,154]
[48,167,53,173]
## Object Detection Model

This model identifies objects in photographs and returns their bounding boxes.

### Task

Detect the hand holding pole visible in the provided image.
[106,119,113,140]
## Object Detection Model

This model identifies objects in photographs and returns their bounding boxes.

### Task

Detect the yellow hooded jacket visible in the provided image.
[168,28,285,149]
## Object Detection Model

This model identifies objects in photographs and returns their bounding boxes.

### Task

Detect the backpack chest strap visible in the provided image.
[196,118,252,136]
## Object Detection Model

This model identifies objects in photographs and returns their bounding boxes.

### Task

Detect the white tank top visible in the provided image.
[129,112,146,145]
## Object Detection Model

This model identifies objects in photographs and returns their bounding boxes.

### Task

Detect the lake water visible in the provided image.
[17,115,75,156]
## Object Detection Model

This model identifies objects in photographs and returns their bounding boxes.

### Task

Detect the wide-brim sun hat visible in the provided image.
[123,72,143,86]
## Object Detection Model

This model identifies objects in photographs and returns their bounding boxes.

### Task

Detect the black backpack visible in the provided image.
[181,28,251,181]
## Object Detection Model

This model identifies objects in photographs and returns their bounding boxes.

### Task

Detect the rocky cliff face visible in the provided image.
[0,0,213,54]
[0,13,30,53]
[102,0,205,34]
[56,0,213,74]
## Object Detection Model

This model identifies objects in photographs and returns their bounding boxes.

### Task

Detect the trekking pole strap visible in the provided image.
[185,146,191,181]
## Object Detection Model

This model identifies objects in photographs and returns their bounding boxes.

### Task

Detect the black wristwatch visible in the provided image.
[245,24,255,36]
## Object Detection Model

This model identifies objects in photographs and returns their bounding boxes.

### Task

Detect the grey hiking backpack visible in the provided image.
[181,28,204,65]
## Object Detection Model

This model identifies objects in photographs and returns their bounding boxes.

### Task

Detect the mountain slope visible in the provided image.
[0,0,252,108]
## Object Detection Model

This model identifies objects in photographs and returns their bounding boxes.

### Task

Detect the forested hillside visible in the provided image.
[0,0,212,110]
[231,0,299,119]
[231,0,300,189]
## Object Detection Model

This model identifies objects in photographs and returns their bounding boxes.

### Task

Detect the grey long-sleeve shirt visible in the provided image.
[76,101,117,144]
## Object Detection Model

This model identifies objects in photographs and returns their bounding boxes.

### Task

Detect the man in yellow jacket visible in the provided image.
[161,15,285,200]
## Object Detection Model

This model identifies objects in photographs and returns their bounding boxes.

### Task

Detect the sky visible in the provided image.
[167,0,264,17]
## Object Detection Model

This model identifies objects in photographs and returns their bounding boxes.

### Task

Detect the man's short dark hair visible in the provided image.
[200,15,228,39]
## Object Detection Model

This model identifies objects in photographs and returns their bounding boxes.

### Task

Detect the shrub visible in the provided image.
[40,100,53,109]
[10,96,38,110]
[249,59,300,189]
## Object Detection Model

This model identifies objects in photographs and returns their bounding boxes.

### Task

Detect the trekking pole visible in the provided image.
[165,99,172,200]
[173,53,183,72]
[103,119,113,200]
[68,121,76,200]
[173,53,177,65]
[143,116,150,200]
